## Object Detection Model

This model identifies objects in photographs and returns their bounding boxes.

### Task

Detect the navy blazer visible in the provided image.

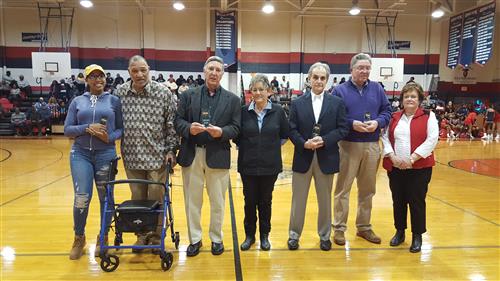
[175,85,241,169]
[289,91,349,174]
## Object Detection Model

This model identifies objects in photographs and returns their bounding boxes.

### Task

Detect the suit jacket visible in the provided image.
[289,91,349,174]
[175,85,241,169]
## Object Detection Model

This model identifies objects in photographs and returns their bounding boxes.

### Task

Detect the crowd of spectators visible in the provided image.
[0,70,206,136]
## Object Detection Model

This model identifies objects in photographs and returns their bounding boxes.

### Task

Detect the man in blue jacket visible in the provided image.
[287,62,348,251]
[332,53,392,246]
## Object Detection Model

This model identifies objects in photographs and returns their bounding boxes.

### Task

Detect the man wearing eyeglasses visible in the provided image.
[332,53,392,246]
[115,55,179,252]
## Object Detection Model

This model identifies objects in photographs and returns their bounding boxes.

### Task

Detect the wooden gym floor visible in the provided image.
[0,137,499,280]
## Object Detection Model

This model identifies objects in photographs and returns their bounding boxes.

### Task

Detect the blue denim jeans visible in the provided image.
[70,146,117,236]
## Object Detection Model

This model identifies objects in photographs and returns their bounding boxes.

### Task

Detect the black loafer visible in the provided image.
[390,230,405,247]
[409,234,422,253]
[260,234,271,251]
[240,236,255,251]
[287,238,299,250]
[320,239,332,251]
[186,241,202,257]
[211,242,224,255]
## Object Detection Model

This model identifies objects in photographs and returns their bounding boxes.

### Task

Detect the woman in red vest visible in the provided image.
[381,82,439,253]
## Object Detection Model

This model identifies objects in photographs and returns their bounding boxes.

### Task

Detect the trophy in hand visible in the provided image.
[201,111,210,127]
[364,111,371,123]
[312,123,321,138]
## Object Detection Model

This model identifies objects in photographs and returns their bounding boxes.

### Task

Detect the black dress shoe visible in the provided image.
[287,238,299,250]
[186,241,202,257]
[409,234,422,253]
[211,242,224,255]
[320,239,332,251]
[240,236,255,251]
[260,234,271,251]
[390,230,405,247]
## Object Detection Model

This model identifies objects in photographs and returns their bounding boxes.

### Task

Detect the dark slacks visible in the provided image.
[387,167,432,235]
[240,174,278,237]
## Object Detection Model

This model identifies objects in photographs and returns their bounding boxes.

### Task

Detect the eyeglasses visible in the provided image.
[87,74,105,80]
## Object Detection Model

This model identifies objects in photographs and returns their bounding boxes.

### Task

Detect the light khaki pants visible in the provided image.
[182,147,229,244]
[333,141,380,232]
[289,153,334,241]
[125,165,167,235]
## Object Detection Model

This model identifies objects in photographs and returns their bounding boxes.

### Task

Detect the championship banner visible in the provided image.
[447,14,463,69]
[459,9,478,68]
[475,2,496,65]
[215,11,237,67]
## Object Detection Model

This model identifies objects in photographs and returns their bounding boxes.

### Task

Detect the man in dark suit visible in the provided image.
[287,62,349,251]
[175,56,241,257]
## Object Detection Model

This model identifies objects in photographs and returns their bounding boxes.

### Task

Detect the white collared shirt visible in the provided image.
[311,91,324,123]
[381,111,439,159]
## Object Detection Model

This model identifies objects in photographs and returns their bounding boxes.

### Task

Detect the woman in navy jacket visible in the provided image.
[235,74,289,251]
[64,64,123,260]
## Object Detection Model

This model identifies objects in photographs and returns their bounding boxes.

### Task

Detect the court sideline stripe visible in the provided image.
[427,194,500,227]
[0,174,70,207]
[0,148,12,162]
[228,179,243,281]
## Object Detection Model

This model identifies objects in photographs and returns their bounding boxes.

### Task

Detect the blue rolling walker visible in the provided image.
[97,157,180,272]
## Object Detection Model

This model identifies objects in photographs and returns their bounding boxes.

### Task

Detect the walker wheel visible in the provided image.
[160,252,173,271]
[100,254,119,272]
[174,232,180,249]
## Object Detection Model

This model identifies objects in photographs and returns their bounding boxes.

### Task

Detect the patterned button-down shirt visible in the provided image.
[115,80,179,170]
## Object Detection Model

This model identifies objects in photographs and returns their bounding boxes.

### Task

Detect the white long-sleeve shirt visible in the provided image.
[381,111,439,159]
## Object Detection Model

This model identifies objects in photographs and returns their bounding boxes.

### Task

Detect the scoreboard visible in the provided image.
[446,1,496,69]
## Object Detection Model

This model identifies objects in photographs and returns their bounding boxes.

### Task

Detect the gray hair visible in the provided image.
[308,62,331,79]
[128,55,149,68]
[249,74,271,90]
[204,56,224,71]
[350,53,372,69]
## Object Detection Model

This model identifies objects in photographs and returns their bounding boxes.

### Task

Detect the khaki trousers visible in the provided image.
[182,147,229,244]
[289,153,334,241]
[125,165,167,234]
[333,141,380,232]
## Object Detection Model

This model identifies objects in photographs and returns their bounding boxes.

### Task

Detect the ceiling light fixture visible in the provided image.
[173,1,185,11]
[431,6,444,18]
[262,1,275,14]
[349,0,360,16]
[79,0,93,8]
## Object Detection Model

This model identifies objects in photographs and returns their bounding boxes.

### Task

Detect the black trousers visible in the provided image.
[240,174,278,237]
[387,167,432,235]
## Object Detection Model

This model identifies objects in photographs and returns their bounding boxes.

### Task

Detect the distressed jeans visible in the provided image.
[70,146,116,236]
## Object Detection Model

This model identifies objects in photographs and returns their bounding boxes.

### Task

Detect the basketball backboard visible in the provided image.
[31,52,72,81]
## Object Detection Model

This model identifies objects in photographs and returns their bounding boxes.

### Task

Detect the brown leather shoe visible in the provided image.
[333,231,346,246]
[356,230,381,244]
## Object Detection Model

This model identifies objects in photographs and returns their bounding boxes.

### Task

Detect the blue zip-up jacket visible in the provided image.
[333,78,392,142]
[64,92,123,150]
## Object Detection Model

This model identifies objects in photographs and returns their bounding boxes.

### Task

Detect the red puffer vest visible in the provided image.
[382,108,435,172]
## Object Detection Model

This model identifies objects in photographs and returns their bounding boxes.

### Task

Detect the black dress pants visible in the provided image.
[240,174,278,237]
[388,167,432,235]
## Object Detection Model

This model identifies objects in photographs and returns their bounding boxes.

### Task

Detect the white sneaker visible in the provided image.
[481,135,488,140]
[495,135,500,141]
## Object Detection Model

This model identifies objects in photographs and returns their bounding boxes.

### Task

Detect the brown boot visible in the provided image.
[95,234,108,257]
[69,235,86,260]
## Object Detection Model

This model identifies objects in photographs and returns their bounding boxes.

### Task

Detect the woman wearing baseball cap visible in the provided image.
[64,64,123,260]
